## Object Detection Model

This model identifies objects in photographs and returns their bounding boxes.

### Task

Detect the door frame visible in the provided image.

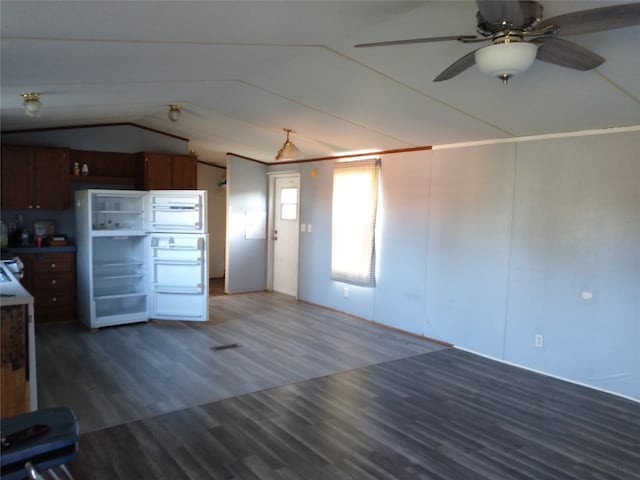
[266,170,300,293]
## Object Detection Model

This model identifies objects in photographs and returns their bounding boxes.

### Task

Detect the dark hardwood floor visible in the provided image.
[36,293,640,479]
[37,292,444,432]
[210,277,225,296]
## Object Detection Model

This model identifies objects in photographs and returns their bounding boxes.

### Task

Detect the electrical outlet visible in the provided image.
[535,334,543,348]
[343,287,349,298]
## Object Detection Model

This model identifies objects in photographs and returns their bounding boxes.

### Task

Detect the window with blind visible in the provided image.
[331,159,380,286]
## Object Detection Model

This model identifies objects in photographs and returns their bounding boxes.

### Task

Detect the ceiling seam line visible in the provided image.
[322,46,515,137]
[594,70,640,104]
[233,79,421,148]
[0,36,326,48]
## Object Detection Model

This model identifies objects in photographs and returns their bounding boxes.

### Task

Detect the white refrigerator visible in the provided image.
[75,189,209,329]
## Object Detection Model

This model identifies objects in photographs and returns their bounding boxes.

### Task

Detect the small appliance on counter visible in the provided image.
[33,220,56,246]
[45,236,68,247]
[1,253,24,280]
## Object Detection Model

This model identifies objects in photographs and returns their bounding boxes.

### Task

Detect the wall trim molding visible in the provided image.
[1,122,190,142]
[433,125,640,151]
[228,145,433,165]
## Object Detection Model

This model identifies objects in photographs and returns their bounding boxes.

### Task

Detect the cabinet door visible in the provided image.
[32,148,70,209]
[1,305,30,418]
[1,145,32,209]
[144,153,174,190]
[1,145,70,210]
[172,155,197,189]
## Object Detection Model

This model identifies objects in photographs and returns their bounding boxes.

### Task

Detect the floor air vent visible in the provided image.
[212,343,240,351]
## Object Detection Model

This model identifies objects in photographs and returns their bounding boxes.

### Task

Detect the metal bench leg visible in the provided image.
[25,462,45,480]
[59,464,75,479]
[42,465,75,480]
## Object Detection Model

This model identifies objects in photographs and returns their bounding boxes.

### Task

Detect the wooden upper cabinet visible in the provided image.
[141,152,197,190]
[70,150,141,186]
[33,148,70,209]
[1,145,70,210]
[1,145,31,209]
[172,155,197,189]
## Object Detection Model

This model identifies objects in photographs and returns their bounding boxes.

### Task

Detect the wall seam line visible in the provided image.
[501,144,519,361]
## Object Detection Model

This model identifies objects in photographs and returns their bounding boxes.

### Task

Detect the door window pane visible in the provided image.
[281,204,297,220]
[280,187,297,220]
[281,187,297,204]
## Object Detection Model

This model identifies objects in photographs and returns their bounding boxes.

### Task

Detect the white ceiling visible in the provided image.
[1,1,639,166]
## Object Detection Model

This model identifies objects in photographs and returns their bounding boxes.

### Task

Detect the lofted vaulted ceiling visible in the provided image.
[1,1,639,166]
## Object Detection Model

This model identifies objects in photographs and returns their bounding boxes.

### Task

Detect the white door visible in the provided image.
[271,174,300,296]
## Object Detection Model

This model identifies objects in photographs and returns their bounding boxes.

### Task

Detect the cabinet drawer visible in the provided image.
[33,254,73,273]
[35,305,76,323]
[33,274,73,289]
[33,290,74,308]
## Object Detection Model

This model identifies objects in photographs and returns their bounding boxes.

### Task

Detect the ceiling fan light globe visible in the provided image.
[475,42,538,79]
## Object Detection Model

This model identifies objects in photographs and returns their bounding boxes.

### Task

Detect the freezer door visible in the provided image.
[148,234,209,321]
[148,190,207,233]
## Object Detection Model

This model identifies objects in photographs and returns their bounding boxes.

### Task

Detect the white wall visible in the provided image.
[197,162,226,278]
[1,124,188,153]
[292,127,639,400]
[225,155,268,293]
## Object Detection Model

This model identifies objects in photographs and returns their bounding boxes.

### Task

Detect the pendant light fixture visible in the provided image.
[21,92,43,118]
[168,104,181,122]
[275,128,303,161]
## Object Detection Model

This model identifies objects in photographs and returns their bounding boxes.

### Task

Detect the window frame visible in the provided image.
[330,158,381,287]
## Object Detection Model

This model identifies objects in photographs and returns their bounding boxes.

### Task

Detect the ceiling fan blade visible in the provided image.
[531,37,605,71]
[433,49,478,82]
[354,35,477,48]
[538,3,640,36]
[476,0,525,27]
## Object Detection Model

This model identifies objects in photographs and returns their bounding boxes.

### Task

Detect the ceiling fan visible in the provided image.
[354,1,640,83]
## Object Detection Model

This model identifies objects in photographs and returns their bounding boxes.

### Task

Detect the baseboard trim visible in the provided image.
[296,299,453,348]
[455,346,639,404]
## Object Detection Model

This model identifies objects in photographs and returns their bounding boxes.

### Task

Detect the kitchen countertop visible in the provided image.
[7,245,77,254]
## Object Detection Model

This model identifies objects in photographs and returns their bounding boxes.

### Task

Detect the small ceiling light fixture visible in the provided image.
[21,92,43,118]
[168,104,181,122]
[275,128,303,161]
[475,39,538,84]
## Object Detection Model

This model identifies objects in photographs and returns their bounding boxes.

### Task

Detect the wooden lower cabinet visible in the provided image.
[20,252,76,324]
[1,304,30,417]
